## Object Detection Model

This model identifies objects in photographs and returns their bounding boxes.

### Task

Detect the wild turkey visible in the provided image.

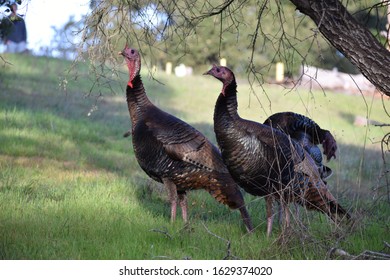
[119,46,253,232]
[264,111,337,181]
[204,64,349,236]
[263,112,338,226]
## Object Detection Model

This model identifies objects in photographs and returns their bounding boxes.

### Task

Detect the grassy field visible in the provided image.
[0,54,389,259]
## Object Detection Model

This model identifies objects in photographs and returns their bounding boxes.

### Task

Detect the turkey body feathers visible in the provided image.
[264,111,337,179]
[264,112,324,145]
[264,111,337,161]
[214,89,303,199]
[131,101,234,194]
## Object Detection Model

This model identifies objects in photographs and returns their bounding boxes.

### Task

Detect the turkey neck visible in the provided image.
[126,74,153,125]
[214,81,240,124]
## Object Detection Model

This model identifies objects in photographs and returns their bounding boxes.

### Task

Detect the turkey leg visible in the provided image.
[162,178,178,222]
[266,195,274,237]
[178,192,188,223]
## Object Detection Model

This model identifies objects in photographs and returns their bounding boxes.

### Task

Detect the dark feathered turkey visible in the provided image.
[264,111,337,181]
[119,47,253,232]
[204,64,349,236]
[263,112,338,228]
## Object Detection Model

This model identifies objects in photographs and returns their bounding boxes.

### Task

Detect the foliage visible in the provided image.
[77,0,389,79]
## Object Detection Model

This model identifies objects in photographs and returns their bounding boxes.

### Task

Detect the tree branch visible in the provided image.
[290,0,390,97]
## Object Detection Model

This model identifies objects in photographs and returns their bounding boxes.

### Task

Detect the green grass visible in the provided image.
[0,53,389,259]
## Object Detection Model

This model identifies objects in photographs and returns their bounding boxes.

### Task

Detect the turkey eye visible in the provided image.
[131,49,135,54]
[216,68,220,73]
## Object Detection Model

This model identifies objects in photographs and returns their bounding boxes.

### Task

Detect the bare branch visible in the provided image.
[290,0,390,97]
[201,222,238,260]
[327,247,390,260]
[150,228,173,239]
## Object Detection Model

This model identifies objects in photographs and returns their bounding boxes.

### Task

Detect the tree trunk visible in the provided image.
[289,0,390,97]
[386,0,390,50]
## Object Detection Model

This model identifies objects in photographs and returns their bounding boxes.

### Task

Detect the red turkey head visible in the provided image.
[203,64,235,96]
[119,46,141,88]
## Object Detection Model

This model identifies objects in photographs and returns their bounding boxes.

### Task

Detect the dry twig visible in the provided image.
[327,243,390,260]
[201,222,238,260]
[150,228,172,239]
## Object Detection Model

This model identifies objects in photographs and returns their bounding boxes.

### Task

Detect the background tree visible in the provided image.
[79,1,389,87]
[290,0,390,97]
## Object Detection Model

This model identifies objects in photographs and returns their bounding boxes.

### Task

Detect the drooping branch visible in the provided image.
[289,0,390,97]
[200,0,235,18]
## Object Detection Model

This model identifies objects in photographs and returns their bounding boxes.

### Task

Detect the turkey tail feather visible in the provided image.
[301,185,350,222]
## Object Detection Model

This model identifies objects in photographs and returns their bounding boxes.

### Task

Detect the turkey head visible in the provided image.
[119,46,141,88]
[323,131,337,161]
[204,65,235,96]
